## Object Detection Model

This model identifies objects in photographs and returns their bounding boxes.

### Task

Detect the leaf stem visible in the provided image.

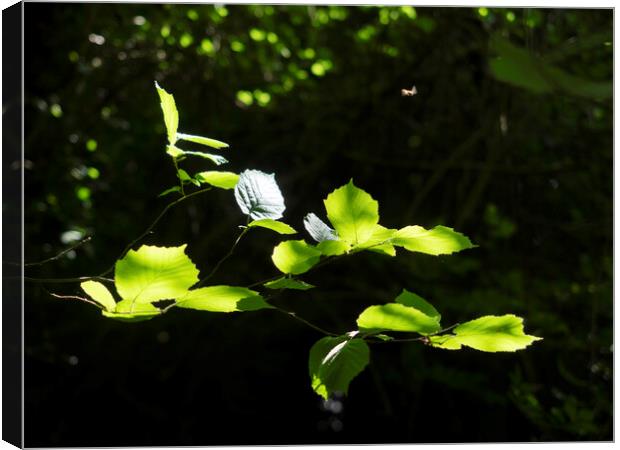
[47,291,103,309]
[172,157,185,196]
[271,305,339,337]
[368,323,461,344]
[4,236,93,268]
[24,276,114,284]
[195,227,249,288]
[99,187,212,277]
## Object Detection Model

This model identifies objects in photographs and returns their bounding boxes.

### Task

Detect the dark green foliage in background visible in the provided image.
[22,4,611,445]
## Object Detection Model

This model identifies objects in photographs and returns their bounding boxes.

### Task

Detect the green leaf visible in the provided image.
[181,150,228,165]
[309,336,370,399]
[175,286,272,312]
[114,244,199,304]
[395,289,441,322]
[155,81,179,144]
[489,35,611,100]
[234,169,286,220]
[430,314,542,352]
[176,132,229,149]
[303,212,338,242]
[264,277,315,290]
[102,299,160,322]
[195,171,239,189]
[353,225,397,252]
[248,219,297,235]
[158,186,182,197]
[357,303,441,335]
[177,168,192,182]
[272,240,321,275]
[316,240,350,256]
[324,180,379,245]
[166,145,185,158]
[80,280,116,311]
[392,225,475,256]
[373,333,394,342]
[366,244,396,256]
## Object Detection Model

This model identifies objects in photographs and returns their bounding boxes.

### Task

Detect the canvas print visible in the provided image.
[15,2,613,446]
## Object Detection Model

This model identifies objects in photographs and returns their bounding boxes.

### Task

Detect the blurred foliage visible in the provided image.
[22,4,611,445]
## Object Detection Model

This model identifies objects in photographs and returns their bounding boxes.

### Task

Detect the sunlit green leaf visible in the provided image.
[353,225,397,256]
[177,168,192,181]
[175,286,272,312]
[155,81,178,143]
[115,244,199,304]
[194,171,239,189]
[101,299,160,322]
[80,280,116,311]
[181,150,228,165]
[309,336,370,399]
[272,240,321,275]
[248,219,297,234]
[392,225,475,256]
[234,169,286,220]
[357,303,441,335]
[316,240,350,256]
[176,132,229,149]
[324,180,379,246]
[430,315,542,352]
[264,277,315,290]
[166,145,184,158]
[159,186,182,197]
[395,289,441,321]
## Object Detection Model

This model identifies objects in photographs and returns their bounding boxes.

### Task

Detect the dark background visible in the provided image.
[22,3,612,446]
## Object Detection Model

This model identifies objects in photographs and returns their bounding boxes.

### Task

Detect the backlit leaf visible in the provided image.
[248,219,297,235]
[114,244,199,304]
[316,240,350,256]
[430,314,542,352]
[324,180,379,245]
[264,277,315,290]
[159,186,182,197]
[177,132,229,149]
[175,286,272,312]
[395,289,441,321]
[309,336,370,399]
[272,240,321,275]
[357,303,441,335]
[195,171,239,189]
[80,280,116,311]
[181,150,228,165]
[392,225,475,255]
[234,169,286,220]
[102,299,160,322]
[155,81,178,144]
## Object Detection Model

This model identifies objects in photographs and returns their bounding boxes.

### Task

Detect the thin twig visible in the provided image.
[48,291,102,309]
[195,227,249,288]
[99,187,212,276]
[3,236,93,268]
[23,276,114,284]
[272,305,339,336]
[370,322,462,344]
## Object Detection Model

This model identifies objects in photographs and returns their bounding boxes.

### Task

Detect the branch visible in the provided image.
[24,276,114,284]
[99,187,212,276]
[47,291,102,309]
[367,323,461,344]
[3,236,92,268]
[195,226,249,288]
[271,305,339,337]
